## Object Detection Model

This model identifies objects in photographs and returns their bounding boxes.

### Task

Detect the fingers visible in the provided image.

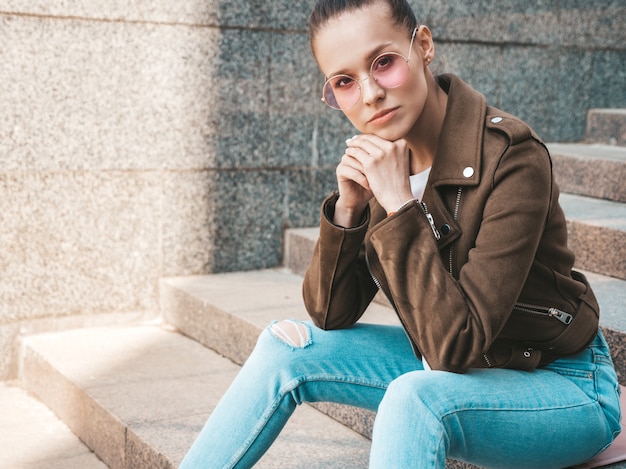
[345,134,408,166]
[337,153,371,191]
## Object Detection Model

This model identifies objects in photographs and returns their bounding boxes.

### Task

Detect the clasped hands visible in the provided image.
[333,134,414,228]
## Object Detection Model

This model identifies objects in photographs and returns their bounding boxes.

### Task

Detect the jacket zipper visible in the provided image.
[514,303,574,325]
[449,187,462,275]
[419,201,441,240]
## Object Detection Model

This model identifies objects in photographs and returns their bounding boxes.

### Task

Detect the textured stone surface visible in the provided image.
[21,325,372,469]
[283,227,318,276]
[587,109,626,146]
[560,194,626,280]
[0,171,162,321]
[0,0,274,28]
[589,50,626,112]
[549,143,626,202]
[0,382,108,469]
[0,16,244,172]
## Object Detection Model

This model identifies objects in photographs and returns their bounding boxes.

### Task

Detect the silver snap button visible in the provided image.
[491,117,503,124]
[463,167,474,178]
[524,351,531,358]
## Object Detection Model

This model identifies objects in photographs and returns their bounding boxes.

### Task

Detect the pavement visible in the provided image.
[0,381,108,469]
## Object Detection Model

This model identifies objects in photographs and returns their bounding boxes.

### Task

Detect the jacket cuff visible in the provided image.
[322,191,369,230]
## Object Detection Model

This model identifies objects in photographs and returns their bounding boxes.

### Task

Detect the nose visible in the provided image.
[360,76,385,105]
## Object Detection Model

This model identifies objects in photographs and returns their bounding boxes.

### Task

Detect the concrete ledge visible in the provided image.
[20,324,372,469]
[0,381,108,469]
[560,194,626,280]
[586,109,626,146]
[549,143,626,202]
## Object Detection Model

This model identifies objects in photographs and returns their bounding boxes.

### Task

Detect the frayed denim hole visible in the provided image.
[268,320,312,349]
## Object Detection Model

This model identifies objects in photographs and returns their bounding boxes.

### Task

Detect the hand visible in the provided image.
[343,134,413,214]
[333,140,374,227]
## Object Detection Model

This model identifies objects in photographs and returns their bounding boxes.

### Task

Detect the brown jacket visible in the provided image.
[303,74,599,373]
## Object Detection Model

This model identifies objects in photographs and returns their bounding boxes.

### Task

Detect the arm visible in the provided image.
[369,138,553,372]
[303,193,379,330]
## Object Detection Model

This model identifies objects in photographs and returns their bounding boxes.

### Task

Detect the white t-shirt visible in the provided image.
[409,167,431,202]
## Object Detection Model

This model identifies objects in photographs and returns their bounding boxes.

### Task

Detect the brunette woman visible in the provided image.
[180,1,621,467]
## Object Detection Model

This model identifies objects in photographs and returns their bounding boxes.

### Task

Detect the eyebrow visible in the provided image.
[328,41,395,78]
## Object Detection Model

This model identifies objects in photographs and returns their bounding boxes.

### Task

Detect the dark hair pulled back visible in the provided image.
[309,0,418,40]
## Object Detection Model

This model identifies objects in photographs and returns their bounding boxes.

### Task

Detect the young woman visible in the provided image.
[180,0,621,467]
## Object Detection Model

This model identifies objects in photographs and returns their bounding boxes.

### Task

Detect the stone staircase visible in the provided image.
[7,109,626,468]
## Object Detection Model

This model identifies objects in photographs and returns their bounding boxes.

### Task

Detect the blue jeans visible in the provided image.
[179,321,621,469]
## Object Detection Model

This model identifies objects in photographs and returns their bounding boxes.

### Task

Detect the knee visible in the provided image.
[381,371,449,415]
[247,320,313,367]
[267,319,312,349]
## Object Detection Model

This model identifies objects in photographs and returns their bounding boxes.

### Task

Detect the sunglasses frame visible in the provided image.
[321,27,418,111]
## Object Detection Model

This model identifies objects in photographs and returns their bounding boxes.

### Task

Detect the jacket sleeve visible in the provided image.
[368,138,553,372]
[302,192,379,330]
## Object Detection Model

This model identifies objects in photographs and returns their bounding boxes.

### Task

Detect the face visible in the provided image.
[312,3,433,141]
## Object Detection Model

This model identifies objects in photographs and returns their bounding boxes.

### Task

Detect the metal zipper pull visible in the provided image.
[549,308,573,325]
[419,202,441,240]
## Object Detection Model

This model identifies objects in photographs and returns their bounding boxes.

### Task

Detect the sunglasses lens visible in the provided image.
[372,53,409,89]
[321,53,410,110]
[323,75,360,110]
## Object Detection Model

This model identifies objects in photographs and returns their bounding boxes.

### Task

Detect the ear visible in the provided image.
[416,25,435,66]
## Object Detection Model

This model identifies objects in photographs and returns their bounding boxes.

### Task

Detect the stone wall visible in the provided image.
[0,0,624,378]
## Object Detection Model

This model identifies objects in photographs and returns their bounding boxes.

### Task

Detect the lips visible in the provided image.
[368,107,399,125]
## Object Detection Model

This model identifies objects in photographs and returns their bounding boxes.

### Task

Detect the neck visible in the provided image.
[405,73,448,175]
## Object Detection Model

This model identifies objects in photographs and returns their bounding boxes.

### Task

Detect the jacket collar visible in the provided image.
[429,74,486,188]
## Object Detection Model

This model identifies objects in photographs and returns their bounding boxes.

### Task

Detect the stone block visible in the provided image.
[551,49,594,142]
[0,171,162,321]
[209,170,285,272]
[283,227,318,276]
[558,0,626,49]
[435,42,501,108]
[268,32,320,168]
[269,0,315,30]
[0,0,273,28]
[161,171,215,276]
[500,46,560,141]
[0,15,273,173]
[415,0,558,45]
[284,168,337,229]
[586,110,626,146]
[0,383,108,469]
[590,50,626,111]
[204,29,272,169]
[549,143,626,202]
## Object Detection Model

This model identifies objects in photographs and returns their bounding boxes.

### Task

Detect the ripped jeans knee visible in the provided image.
[268,319,312,349]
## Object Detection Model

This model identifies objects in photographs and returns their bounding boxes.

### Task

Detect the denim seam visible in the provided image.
[227,373,388,467]
[437,399,601,419]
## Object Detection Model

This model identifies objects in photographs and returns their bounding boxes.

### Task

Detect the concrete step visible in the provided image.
[0,381,108,469]
[161,268,626,469]
[548,143,626,202]
[160,269,397,440]
[585,109,626,146]
[284,193,626,283]
[18,323,372,469]
[560,193,626,280]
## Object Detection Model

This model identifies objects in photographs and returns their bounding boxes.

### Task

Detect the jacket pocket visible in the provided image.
[493,272,599,368]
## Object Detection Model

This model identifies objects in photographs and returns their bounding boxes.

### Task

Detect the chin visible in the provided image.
[366,126,406,142]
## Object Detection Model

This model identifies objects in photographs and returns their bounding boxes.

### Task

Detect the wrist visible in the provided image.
[334,197,367,228]
[386,198,415,218]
